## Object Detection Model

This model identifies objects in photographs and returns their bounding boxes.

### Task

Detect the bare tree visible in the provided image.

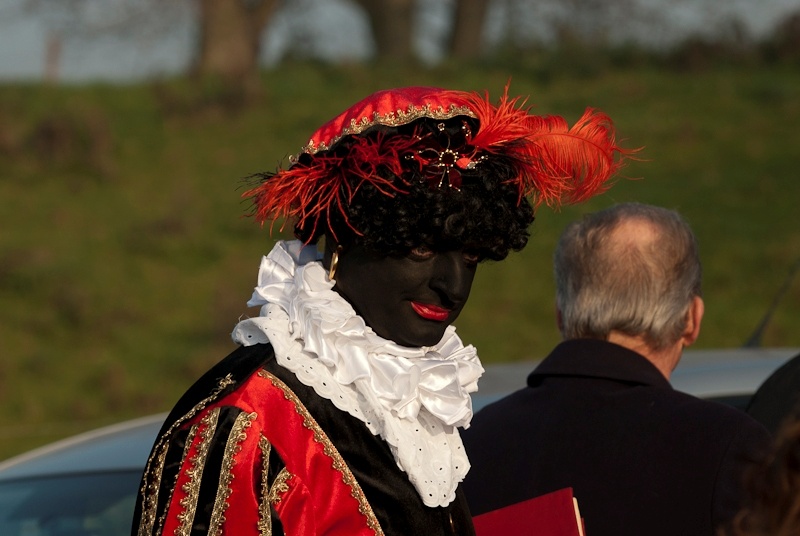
[353,0,415,61]
[17,0,281,87]
[44,31,62,83]
[194,0,280,86]
[448,0,491,59]
[763,9,800,62]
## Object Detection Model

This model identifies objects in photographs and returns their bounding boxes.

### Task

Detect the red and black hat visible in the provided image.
[244,85,634,239]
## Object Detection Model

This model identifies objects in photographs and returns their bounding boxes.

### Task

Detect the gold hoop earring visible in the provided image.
[328,246,342,281]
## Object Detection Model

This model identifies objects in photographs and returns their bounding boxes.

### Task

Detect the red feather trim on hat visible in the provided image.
[244,132,413,238]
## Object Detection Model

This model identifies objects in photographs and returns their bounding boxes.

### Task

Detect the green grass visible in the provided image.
[1,62,799,460]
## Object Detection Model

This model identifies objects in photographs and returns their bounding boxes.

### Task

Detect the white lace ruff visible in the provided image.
[231,240,484,507]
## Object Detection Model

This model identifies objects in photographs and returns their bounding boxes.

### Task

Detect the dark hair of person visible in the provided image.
[725,412,800,536]
[266,116,536,261]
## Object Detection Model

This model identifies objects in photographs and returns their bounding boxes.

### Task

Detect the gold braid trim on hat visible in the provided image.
[294,103,476,161]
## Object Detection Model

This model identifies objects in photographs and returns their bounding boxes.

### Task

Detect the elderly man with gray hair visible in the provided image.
[462,202,771,536]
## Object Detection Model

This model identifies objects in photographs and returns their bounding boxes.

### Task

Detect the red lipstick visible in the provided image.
[411,302,451,321]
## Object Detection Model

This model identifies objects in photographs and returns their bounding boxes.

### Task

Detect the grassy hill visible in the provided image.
[1,62,799,459]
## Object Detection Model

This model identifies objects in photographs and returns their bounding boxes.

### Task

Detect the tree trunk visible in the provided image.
[354,0,415,61]
[448,0,490,59]
[194,0,279,85]
[44,31,62,84]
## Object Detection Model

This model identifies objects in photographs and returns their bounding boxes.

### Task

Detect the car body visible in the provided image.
[0,413,165,536]
[1,347,798,535]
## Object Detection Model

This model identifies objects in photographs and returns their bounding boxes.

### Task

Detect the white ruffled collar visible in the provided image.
[232,240,484,507]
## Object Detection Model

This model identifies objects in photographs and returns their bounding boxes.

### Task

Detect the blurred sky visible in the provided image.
[0,0,797,83]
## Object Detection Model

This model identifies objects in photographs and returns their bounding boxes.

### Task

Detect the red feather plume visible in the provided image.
[454,87,634,207]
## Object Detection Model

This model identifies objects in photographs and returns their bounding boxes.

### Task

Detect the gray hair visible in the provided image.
[554,202,702,350]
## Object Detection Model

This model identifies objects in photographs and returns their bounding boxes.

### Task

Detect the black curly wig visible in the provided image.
[286,116,535,262]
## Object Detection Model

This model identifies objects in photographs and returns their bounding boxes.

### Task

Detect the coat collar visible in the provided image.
[528,338,672,390]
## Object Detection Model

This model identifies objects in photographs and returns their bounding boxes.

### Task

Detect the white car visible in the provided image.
[0,347,797,536]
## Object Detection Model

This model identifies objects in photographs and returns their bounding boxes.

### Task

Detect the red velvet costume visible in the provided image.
[132,343,475,536]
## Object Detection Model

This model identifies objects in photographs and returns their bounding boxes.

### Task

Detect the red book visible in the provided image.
[472,487,585,536]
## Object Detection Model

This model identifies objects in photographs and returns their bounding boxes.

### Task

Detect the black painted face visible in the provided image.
[332,243,479,348]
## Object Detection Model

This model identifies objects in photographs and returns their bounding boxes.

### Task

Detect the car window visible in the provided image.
[0,471,141,536]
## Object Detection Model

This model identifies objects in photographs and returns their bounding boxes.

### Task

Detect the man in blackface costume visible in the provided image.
[131,86,632,536]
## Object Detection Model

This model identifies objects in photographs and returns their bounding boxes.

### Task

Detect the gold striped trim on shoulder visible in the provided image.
[137,374,235,536]
[208,411,256,536]
[176,408,220,536]
[151,423,198,534]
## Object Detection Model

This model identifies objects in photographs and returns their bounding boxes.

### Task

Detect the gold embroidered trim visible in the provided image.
[152,424,198,534]
[138,440,169,536]
[258,434,295,536]
[257,369,384,536]
[137,374,235,536]
[176,408,220,536]
[208,411,255,536]
[181,425,199,469]
[293,103,476,161]
[269,468,292,505]
[257,436,273,536]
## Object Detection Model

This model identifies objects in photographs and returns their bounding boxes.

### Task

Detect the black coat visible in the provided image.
[462,339,771,536]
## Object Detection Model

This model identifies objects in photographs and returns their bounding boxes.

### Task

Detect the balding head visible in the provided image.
[554,202,702,352]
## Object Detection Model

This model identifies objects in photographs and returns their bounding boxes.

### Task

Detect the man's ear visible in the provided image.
[681,296,704,348]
